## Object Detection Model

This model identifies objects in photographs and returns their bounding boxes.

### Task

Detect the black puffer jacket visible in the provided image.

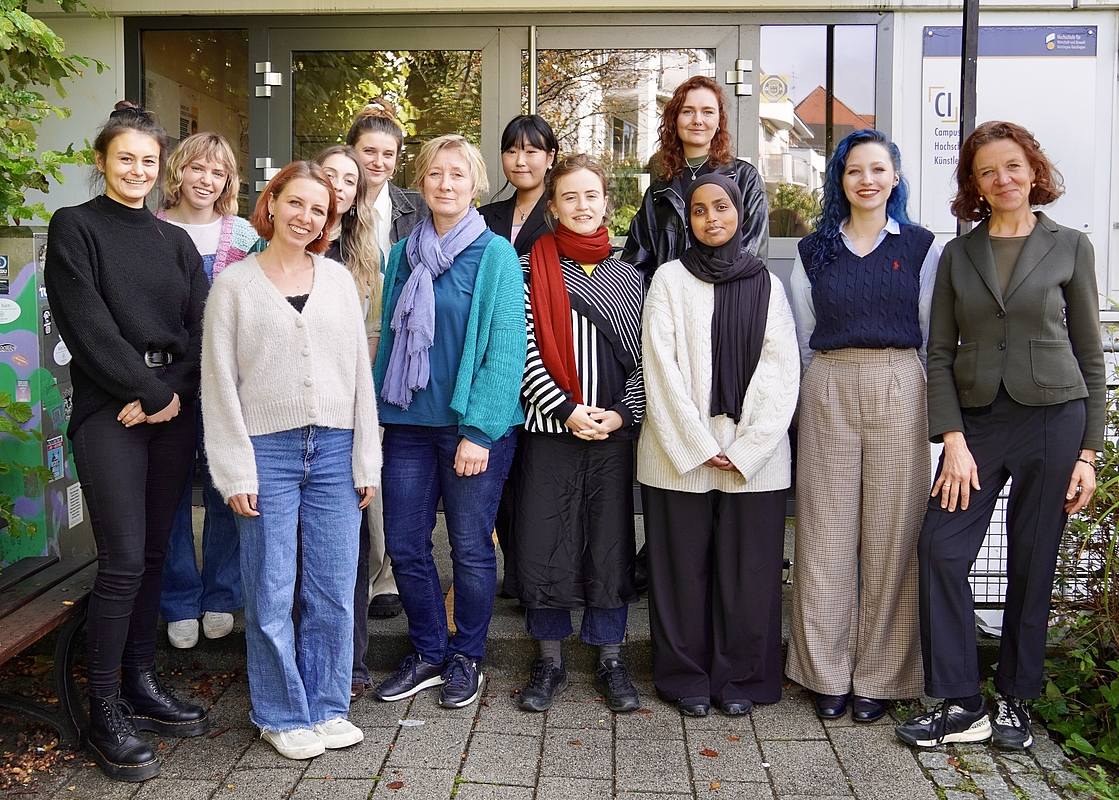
[621,157,769,281]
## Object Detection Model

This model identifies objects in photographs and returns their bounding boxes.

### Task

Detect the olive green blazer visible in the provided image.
[926,212,1106,452]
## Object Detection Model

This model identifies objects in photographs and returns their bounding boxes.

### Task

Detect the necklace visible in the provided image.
[515,201,531,223]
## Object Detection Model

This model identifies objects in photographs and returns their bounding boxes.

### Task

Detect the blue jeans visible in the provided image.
[160,410,242,621]
[525,606,629,645]
[236,427,361,731]
[382,425,515,663]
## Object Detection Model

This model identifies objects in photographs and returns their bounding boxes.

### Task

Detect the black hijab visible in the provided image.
[680,173,770,423]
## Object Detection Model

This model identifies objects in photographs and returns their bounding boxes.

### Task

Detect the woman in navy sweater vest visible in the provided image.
[785,130,941,723]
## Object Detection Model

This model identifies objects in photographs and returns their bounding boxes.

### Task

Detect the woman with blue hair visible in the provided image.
[785,130,941,723]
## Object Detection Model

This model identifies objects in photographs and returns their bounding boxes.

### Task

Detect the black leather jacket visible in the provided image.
[621,158,769,280]
[387,182,429,245]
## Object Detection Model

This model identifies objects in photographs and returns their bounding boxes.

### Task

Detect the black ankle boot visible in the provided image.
[120,666,210,737]
[87,693,160,782]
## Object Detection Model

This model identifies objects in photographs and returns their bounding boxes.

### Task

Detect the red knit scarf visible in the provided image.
[528,223,613,405]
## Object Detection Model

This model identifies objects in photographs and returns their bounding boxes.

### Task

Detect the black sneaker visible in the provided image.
[374,653,446,702]
[991,694,1034,750]
[517,658,569,712]
[368,593,404,618]
[595,658,640,713]
[895,702,992,747]
[440,654,485,708]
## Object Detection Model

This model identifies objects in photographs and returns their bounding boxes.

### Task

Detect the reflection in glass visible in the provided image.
[758,25,877,235]
[292,50,482,186]
[528,49,714,235]
[142,30,250,213]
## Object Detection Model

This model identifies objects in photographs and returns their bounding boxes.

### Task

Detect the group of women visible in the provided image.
[43,71,1102,782]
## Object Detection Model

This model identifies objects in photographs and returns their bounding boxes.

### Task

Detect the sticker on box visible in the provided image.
[67,482,84,528]
[0,298,20,324]
[16,380,30,403]
[47,436,64,480]
[53,339,71,366]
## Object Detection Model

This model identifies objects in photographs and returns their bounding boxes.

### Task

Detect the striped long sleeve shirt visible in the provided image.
[521,253,646,437]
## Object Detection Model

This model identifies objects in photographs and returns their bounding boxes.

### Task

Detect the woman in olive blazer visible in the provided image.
[896,121,1105,753]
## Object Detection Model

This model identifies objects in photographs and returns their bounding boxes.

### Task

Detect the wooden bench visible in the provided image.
[0,555,97,747]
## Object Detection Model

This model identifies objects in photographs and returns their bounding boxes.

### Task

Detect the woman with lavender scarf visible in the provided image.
[372,135,527,710]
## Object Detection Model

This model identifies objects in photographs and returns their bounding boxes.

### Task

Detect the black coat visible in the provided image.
[621,157,769,281]
[479,194,551,256]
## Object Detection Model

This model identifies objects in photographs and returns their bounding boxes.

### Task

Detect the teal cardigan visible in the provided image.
[374,234,527,443]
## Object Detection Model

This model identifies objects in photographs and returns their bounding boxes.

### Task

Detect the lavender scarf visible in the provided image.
[381,207,489,409]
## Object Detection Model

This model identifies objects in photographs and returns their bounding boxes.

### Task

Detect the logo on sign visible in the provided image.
[759,75,789,104]
[928,86,958,122]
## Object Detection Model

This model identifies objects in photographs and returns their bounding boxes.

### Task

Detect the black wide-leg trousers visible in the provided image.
[644,485,786,705]
[918,389,1085,700]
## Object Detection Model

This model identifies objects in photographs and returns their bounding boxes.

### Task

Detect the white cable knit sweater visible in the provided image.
[637,260,799,494]
[202,253,381,500]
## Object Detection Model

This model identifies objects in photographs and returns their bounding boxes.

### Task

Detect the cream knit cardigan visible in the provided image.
[637,260,799,494]
[202,253,381,500]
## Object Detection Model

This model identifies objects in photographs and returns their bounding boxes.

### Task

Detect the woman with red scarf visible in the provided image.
[513,155,646,714]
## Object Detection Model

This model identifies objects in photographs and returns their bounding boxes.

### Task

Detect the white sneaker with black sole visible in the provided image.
[895,702,992,747]
[991,694,1034,750]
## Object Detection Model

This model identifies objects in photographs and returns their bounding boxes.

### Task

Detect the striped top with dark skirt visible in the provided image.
[520,254,646,438]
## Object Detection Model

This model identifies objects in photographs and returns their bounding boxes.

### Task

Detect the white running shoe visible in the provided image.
[313,718,364,749]
[202,611,235,639]
[167,619,199,649]
[261,728,325,760]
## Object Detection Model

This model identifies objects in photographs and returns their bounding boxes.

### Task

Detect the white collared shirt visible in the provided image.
[371,184,393,264]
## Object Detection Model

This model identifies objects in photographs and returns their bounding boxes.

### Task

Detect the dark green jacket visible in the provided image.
[926,213,1106,452]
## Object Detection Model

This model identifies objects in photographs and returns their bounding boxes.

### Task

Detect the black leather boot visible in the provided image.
[120,666,210,737]
[86,693,160,782]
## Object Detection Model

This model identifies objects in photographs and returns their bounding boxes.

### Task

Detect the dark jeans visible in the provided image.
[525,606,629,646]
[72,403,197,697]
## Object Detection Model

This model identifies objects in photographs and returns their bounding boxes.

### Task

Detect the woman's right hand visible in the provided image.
[565,404,608,440]
[228,494,260,517]
[117,399,147,427]
[146,393,181,424]
[932,431,981,512]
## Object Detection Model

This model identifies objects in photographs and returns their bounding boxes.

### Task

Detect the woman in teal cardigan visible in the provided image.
[372,135,526,711]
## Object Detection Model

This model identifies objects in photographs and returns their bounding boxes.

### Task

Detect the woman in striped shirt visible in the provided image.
[513,155,646,714]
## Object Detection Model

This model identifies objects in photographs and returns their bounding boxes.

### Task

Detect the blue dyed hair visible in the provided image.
[805,129,913,274]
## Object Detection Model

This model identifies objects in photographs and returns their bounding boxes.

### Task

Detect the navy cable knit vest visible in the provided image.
[798,224,935,353]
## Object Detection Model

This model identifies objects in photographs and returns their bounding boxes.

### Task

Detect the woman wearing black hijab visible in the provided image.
[637,173,799,718]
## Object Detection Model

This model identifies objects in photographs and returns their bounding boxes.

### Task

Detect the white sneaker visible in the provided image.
[167,619,199,649]
[261,728,325,760]
[312,718,364,749]
[202,611,235,639]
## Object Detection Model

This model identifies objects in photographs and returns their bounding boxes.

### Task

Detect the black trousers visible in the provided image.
[644,485,786,704]
[72,403,197,697]
[918,390,1084,700]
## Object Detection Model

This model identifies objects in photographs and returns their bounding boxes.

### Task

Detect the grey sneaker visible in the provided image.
[895,702,992,747]
[991,694,1034,750]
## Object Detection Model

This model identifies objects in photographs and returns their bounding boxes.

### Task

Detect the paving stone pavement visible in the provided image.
[3,663,1092,800]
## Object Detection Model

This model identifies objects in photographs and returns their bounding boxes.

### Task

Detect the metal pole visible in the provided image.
[958,0,980,235]
[825,25,835,159]
[529,25,538,115]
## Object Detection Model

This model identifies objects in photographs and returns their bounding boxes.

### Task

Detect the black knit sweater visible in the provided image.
[44,195,208,436]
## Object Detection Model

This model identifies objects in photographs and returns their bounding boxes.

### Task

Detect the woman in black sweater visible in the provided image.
[44,102,211,782]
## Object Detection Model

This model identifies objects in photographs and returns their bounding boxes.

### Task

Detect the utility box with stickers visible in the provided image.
[0,227,94,565]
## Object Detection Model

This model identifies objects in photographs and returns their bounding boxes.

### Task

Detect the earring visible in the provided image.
[315,230,323,240]
[349,204,357,217]
[268,213,274,222]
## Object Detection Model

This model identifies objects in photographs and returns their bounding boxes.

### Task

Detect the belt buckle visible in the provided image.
[144,351,169,368]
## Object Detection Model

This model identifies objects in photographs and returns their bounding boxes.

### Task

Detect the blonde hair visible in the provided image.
[163,132,241,217]
[314,145,383,320]
[412,134,489,200]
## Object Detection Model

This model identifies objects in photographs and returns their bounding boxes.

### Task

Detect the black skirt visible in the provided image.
[511,432,637,609]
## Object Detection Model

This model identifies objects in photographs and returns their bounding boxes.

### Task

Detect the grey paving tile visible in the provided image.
[157,726,254,780]
[371,767,456,798]
[706,782,777,799]
[132,778,220,800]
[460,731,540,785]
[290,778,377,800]
[542,680,613,730]
[925,768,967,789]
[234,737,314,770]
[407,679,483,721]
[687,728,768,784]
[349,694,418,728]
[916,750,953,770]
[944,792,982,800]
[682,712,756,737]
[384,717,472,770]
[996,750,1036,774]
[751,686,826,740]
[200,682,255,730]
[536,777,612,800]
[474,675,546,736]
[828,726,938,800]
[760,740,850,796]
[615,685,685,740]
[303,738,389,780]
[615,736,691,794]
[212,768,301,800]
[47,763,142,800]
[1029,732,1073,773]
[1008,772,1061,800]
[969,769,1020,800]
[539,728,612,780]
[452,784,535,800]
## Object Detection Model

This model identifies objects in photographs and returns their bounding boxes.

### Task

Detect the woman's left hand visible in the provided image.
[117,399,147,427]
[1065,450,1097,514]
[454,437,490,477]
[586,410,623,440]
[357,486,376,510]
